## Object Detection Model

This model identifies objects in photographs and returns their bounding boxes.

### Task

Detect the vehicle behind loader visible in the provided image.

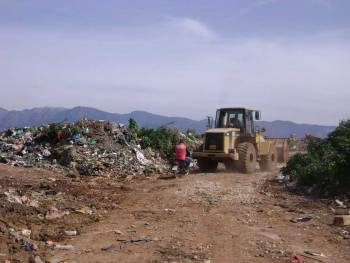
[193,108,288,173]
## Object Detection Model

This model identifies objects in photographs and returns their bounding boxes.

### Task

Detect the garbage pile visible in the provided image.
[0,119,171,176]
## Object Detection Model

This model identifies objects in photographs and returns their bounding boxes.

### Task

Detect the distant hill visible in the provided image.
[257,120,335,138]
[0,106,335,138]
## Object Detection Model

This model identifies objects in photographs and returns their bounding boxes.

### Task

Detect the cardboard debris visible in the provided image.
[333,215,350,226]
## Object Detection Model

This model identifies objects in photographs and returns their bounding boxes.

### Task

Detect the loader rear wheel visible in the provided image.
[198,158,218,172]
[237,143,256,174]
[260,145,277,171]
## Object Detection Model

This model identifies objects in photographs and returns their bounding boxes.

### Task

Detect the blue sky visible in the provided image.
[0,0,349,124]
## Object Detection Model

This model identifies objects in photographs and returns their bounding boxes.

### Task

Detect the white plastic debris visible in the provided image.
[135,149,151,165]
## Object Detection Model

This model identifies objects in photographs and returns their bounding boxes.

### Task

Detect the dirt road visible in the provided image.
[45,170,350,263]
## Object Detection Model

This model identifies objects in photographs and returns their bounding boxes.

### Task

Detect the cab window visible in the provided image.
[227,112,243,128]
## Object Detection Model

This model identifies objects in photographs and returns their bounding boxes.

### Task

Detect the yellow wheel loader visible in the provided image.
[193,108,288,173]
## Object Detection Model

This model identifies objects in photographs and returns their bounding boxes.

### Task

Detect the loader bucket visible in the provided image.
[266,138,289,163]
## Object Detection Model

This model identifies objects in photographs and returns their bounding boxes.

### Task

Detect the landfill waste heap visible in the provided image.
[0,119,199,177]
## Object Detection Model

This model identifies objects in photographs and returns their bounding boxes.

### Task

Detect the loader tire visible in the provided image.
[237,143,256,174]
[198,158,218,172]
[260,145,277,171]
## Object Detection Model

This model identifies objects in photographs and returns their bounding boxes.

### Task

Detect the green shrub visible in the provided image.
[137,126,183,159]
[128,118,139,133]
[282,120,350,195]
[36,123,81,144]
[37,123,64,144]
[135,120,199,160]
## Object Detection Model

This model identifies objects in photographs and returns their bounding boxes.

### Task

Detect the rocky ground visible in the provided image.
[1,164,350,263]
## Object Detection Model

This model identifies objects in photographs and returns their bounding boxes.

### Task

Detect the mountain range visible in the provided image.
[0,106,335,138]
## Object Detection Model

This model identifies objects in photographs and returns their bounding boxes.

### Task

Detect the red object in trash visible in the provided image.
[175,143,186,161]
[291,253,304,263]
[56,131,63,141]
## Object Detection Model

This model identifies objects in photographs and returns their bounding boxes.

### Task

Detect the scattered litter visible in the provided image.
[333,215,350,226]
[164,208,176,214]
[76,207,93,215]
[135,148,151,166]
[275,175,285,181]
[291,253,304,263]
[4,191,24,204]
[20,240,38,251]
[4,189,39,207]
[101,244,119,251]
[331,207,350,215]
[301,252,328,263]
[64,230,77,236]
[54,244,75,251]
[335,199,346,208]
[42,149,51,157]
[21,229,31,238]
[304,251,327,258]
[46,241,54,247]
[117,236,153,244]
[30,255,45,263]
[290,217,312,223]
[45,207,70,220]
[337,209,350,215]
[114,230,123,235]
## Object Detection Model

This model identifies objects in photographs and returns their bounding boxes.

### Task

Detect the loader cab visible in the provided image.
[215,108,261,136]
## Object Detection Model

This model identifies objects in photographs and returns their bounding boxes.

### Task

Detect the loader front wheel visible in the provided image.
[260,145,277,171]
[198,158,218,172]
[237,143,256,174]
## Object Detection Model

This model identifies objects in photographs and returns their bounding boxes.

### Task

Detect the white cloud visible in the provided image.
[166,17,217,39]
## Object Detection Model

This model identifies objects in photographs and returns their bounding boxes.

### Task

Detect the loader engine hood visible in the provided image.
[204,128,240,153]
